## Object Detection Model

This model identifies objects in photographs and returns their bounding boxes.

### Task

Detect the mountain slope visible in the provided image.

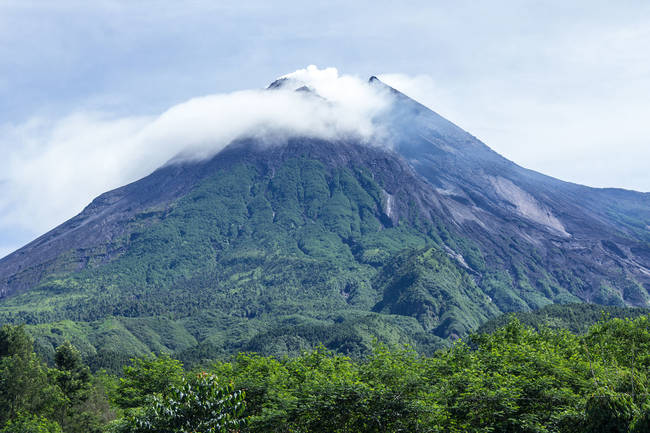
[1,77,649,365]
[1,137,474,363]
[371,77,650,309]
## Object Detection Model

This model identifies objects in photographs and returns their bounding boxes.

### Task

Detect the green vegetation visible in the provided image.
[0,158,501,366]
[478,302,650,334]
[114,374,245,433]
[0,325,112,433]
[1,155,648,369]
[2,313,650,432]
[373,247,498,338]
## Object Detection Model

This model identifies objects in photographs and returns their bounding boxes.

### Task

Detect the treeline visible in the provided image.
[1,315,650,432]
[478,302,650,335]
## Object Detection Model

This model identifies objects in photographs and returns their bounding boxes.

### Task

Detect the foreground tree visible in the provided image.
[114,373,246,433]
[55,341,92,403]
[0,325,63,427]
[583,392,638,433]
[55,341,107,433]
[114,353,184,409]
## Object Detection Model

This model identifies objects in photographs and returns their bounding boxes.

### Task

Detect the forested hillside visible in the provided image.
[2,313,649,432]
[479,302,650,334]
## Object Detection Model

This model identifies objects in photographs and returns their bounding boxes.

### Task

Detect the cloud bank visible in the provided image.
[0,66,392,256]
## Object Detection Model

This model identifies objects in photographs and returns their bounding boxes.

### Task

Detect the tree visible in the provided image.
[117,373,246,433]
[0,324,33,358]
[0,325,63,426]
[114,353,184,409]
[583,392,638,433]
[55,341,92,404]
[54,341,103,433]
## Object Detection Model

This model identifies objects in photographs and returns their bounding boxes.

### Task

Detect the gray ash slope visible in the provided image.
[0,77,649,358]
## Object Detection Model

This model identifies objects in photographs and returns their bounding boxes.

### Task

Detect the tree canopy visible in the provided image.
[1,314,649,432]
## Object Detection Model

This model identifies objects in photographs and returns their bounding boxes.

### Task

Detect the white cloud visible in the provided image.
[0,66,392,256]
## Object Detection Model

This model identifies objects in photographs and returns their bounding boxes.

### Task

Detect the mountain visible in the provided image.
[1,76,649,368]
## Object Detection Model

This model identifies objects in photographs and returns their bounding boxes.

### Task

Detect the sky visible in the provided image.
[1,0,650,258]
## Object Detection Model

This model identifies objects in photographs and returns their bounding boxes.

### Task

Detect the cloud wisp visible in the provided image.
[0,66,392,255]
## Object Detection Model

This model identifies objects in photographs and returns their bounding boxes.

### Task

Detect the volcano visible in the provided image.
[1,76,649,367]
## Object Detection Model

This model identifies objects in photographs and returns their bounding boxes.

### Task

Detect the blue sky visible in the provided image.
[1,1,650,257]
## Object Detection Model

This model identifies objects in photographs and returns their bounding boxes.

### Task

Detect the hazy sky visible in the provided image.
[1,0,650,257]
